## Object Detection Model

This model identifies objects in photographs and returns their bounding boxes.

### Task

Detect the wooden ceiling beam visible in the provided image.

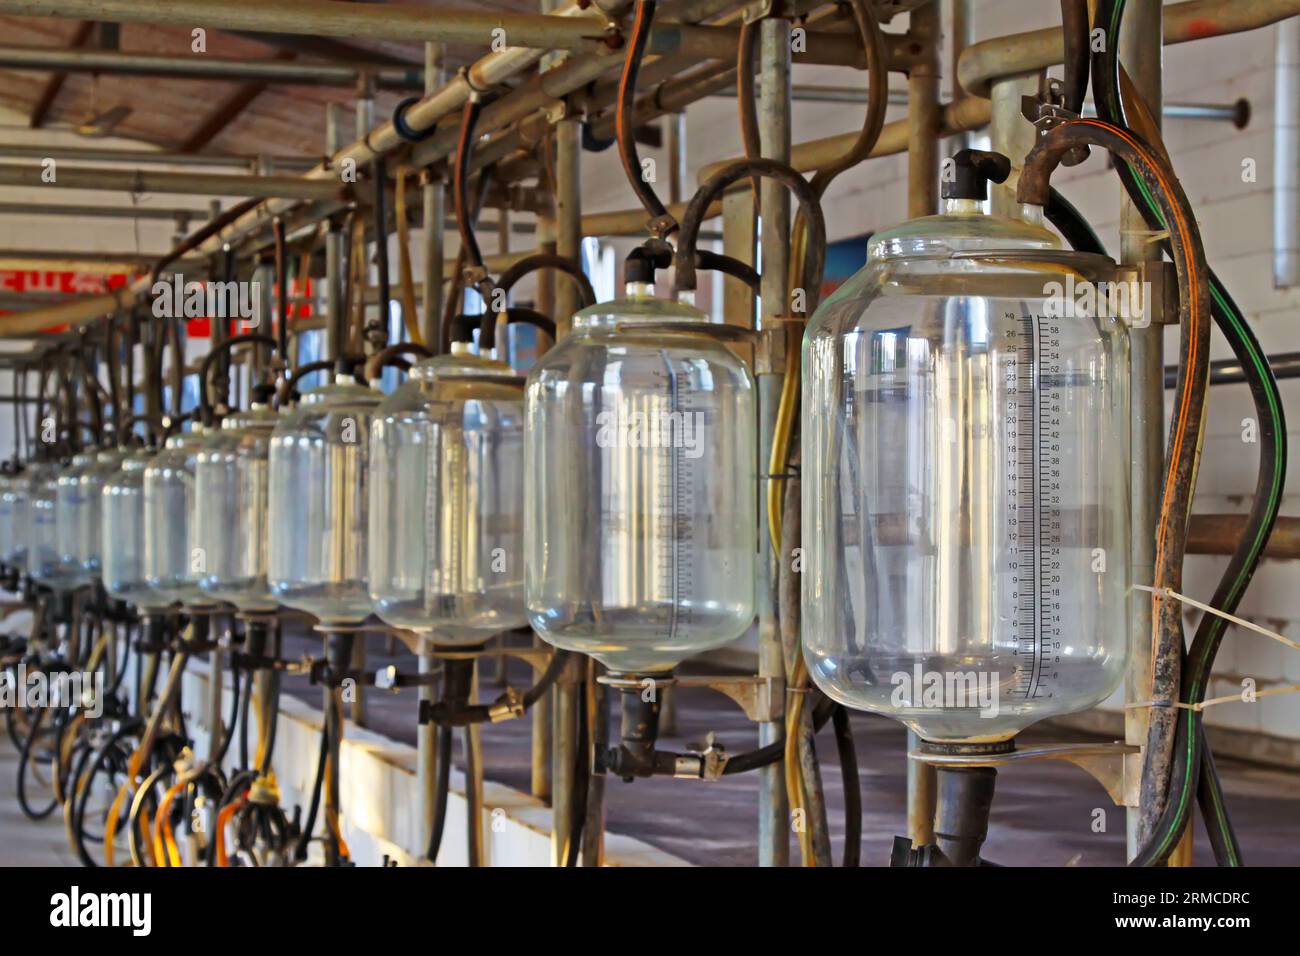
[28,19,95,129]
[179,48,297,154]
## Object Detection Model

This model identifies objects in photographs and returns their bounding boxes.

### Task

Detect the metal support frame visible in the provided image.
[325,103,345,365]
[1121,0,1168,861]
[904,0,940,850]
[0,44,424,88]
[422,43,447,351]
[554,116,583,335]
[756,13,791,869]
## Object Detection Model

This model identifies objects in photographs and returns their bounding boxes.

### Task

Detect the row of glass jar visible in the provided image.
[0,290,758,678]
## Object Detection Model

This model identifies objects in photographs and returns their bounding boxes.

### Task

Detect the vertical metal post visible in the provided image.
[580,660,607,867]
[756,14,791,869]
[551,652,580,865]
[207,644,224,763]
[349,81,371,727]
[531,636,552,800]
[722,189,756,331]
[535,216,557,321]
[554,116,582,336]
[466,662,486,865]
[493,206,512,370]
[325,103,345,366]
[1122,0,1166,858]
[417,645,439,857]
[905,0,940,848]
[989,73,1042,219]
[423,43,446,351]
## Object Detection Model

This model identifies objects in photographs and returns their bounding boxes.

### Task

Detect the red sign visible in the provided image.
[0,270,134,334]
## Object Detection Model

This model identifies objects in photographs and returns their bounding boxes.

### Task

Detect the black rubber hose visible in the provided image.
[211,662,242,769]
[1196,722,1243,865]
[617,0,673,233]
[503,308,557,344]
[722,696,837,776]
[17,705,58,820]
[563,687,589,868]
[73,718,143,868]
[674,158,827,314]
[294,718,329,863]
[695,249,759,293]
[831,705,861,867]
[238,665,252,770]
[273,218,290,365]
[454,98,487,274]
[198,333,279,425]
[422,648,566,726]
[1059,0,1091,115]
[363,342,431,383]
[494,252,596,309]
[425,723,453,863]
[371,154,392,350]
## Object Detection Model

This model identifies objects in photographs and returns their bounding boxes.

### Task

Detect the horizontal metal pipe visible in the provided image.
[710,84,1250,125]
[699,94,992,182]
[0,142,316,170]
[0,163,341,200]
[0,44,425,89]
[958,0,1300,97]
[1187,514,1300,560]
[0,250,200,270]
[0,0,864,65]
[1164,351,1300,388]
[0,201,210,221]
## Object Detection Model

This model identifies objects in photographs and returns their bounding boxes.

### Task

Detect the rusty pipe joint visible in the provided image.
[598,680,709,781]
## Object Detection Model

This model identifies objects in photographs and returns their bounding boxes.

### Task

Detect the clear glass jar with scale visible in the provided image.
[369,347,527,642]
[524,281,757,675]
[25,461,65,587]
[268,377,381,625]
[102,449,164,608]
[144,430,211,607]
[801,168,1131,742]
[0,466,28,572]
[195,404,280,612]
[54,451,100,588]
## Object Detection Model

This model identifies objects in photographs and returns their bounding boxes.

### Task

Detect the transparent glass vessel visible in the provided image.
[27,461,72,588]
[79,449,127,580]
[102,449,164,608]
[145,430,212,607]
[268,377,381,625]
[525,282,757,674]
[801,198,1132,742]
[369,348,527,642]
[53,451,100,588]
[195,404,280,611]
[0,467,28,571]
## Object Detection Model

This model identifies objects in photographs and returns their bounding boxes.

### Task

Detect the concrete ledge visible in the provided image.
[181,660,689,867]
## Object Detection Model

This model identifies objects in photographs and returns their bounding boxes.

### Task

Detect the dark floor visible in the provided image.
[280,631,1300,867]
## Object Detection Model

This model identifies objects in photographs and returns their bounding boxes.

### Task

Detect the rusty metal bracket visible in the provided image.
[909,741,1141,807]
[1115,259,1178,328]
[598,672,784,723]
